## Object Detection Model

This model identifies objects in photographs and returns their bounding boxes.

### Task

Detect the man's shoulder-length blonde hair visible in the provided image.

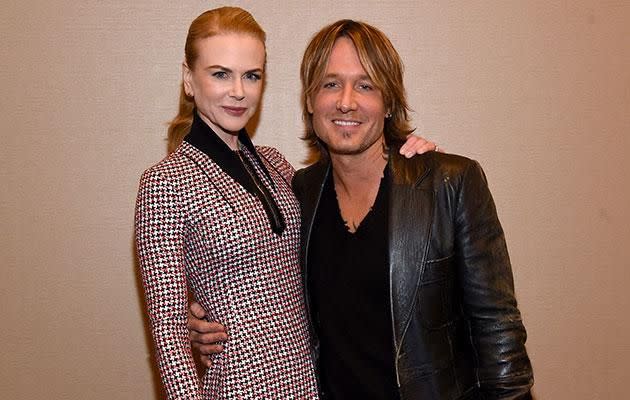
[300,19,415,163]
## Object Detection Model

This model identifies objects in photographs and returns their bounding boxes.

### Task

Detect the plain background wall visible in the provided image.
[2,1,629,398]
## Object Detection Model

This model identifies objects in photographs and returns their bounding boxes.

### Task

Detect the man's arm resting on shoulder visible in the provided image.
[188,302,228,367]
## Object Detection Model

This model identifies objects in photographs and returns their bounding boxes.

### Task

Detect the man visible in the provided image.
[190,19,533,399]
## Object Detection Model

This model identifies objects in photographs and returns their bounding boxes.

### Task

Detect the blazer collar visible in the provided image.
[184,110,274,195]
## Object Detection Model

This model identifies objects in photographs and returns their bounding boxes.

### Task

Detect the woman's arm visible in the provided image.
[135,169,202,399]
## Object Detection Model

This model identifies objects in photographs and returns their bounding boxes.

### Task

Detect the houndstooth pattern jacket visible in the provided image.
[135,128,319,399]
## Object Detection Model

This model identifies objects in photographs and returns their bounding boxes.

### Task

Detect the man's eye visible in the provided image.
[322,81,338,89]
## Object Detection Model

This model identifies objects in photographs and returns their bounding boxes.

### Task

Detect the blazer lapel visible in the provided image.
[180,143,252,215]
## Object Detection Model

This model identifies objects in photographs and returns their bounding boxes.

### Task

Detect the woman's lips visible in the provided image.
[223,106,247,116]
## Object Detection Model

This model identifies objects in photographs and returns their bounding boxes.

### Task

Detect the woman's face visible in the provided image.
[183,33,265,146]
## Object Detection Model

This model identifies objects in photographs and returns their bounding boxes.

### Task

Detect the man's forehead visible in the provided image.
[323,37,370,78]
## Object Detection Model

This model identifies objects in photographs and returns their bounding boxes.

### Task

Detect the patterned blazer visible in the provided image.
[135,131,318,399]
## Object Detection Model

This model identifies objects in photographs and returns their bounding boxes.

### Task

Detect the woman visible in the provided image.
[136,7,435,398]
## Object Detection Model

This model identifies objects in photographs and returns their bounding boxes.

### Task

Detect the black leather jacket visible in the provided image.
[293,151,533,400]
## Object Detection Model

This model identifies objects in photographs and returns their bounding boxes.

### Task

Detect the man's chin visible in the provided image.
[328,146,363,156]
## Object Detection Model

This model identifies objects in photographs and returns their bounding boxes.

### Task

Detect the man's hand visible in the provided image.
[399,134,443,158]
[188,302,228,367]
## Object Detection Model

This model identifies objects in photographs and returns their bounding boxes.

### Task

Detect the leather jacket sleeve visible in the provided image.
[455,160,533,399]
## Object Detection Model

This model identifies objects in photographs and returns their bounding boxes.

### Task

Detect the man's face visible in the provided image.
[307,37,387,157]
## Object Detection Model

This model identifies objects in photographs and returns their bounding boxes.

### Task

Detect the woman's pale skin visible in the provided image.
[183,33,441,367]
[183,33,265,150]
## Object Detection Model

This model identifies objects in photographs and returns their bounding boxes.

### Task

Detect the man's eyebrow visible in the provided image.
[322,72,372,80]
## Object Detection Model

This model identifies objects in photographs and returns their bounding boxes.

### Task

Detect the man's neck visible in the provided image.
[328,140,388,232]
[330,142,388,194]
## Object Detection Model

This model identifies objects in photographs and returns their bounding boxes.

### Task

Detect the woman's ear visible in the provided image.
[182,62,193,97]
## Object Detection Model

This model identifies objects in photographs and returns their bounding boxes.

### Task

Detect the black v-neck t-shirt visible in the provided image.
[308,168,399,400]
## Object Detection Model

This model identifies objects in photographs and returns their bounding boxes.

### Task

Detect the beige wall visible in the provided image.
[2,1,629,399]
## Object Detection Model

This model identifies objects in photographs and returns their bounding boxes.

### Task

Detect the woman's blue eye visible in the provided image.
[245,72,261,81]
[213,71,228,79]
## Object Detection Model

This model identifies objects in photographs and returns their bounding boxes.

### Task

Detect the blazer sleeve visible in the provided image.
[454,161,534,399]
[135,168,202,399]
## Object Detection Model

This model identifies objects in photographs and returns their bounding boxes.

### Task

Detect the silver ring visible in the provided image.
[434,144,439,152]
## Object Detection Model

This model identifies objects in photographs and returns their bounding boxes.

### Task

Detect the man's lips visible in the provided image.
[223,106,247,116]
[332,119,361,127]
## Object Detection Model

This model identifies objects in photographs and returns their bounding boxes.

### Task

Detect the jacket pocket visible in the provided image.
[417,255,455,329]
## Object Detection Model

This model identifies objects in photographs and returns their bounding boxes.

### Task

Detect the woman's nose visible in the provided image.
[230,79,245,100]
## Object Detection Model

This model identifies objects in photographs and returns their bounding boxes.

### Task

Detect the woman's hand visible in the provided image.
[399,134,442,158]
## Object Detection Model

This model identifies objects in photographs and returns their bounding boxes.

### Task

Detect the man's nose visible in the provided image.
[336,86,357,112]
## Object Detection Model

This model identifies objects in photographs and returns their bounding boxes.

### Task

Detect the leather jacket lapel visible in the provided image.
[295,160,330,256]
[293,159,330,369]
[388,157,434,354]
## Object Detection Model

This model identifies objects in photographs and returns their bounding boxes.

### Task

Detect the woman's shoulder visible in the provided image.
[140,142,198,183]
[255,145,286,163]
[255,145,296,179]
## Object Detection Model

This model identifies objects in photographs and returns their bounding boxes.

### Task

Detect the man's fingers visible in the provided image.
[197,344,223,368]
[187,316,227,334]
[195,343,225,355]
[194,342,224,368]
[190,302,206,319]
[200,354,213,368]
[189,330,228,345]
